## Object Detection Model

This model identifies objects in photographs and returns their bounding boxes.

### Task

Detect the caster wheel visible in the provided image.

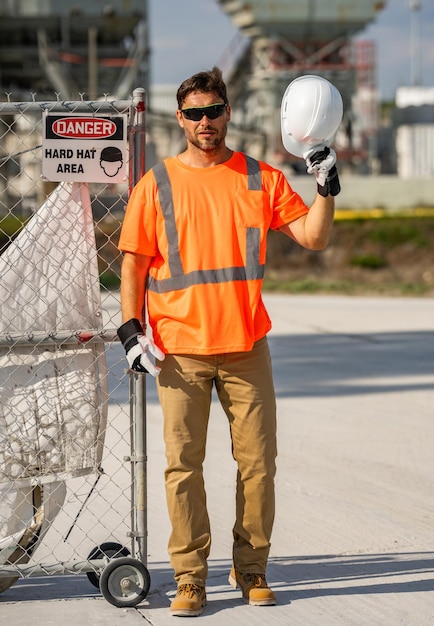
[86,542,130,589]
[99,557,151,607]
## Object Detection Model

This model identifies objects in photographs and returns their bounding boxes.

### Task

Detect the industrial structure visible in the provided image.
[0,0,391,175]
[216,0,387,169]
[0,0,149,100]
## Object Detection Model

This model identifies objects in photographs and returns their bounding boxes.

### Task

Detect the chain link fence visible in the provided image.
[0,91,151,605]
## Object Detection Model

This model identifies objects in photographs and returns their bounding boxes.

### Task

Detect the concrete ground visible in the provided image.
[1,294,434,625]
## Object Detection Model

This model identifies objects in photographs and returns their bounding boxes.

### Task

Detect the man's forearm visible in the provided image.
[304,192,335,250]
[120,252,152,324]
[281,192,335,250]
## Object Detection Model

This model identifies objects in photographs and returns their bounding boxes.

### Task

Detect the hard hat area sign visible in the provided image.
[43,113,127,183]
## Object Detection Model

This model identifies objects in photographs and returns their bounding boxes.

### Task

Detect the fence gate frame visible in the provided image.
[0,88,152,608]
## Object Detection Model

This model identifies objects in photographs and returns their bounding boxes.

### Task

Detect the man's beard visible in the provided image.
[185,125,227,152]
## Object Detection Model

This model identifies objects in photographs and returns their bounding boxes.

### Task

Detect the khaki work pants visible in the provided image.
[156,337,277,586]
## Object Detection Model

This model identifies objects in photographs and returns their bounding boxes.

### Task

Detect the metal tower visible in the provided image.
[0,0,149,100]
[216,0,387,167]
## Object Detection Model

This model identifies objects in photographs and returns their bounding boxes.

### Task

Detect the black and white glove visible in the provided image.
[117,318,165,377]
[304,146,341,197]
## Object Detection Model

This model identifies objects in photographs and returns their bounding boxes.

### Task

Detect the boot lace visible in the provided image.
[243,573,267,588]
[177,583,204,598]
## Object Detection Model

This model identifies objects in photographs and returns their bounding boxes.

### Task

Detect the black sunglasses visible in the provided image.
[180,103,227,122]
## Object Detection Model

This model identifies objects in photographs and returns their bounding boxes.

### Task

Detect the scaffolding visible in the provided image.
[217,0,386,170]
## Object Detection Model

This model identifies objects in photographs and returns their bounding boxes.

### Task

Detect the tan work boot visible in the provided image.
[170,583,207,617]
[229,567,276,606]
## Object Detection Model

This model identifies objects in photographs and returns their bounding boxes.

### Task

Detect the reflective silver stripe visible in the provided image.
[245,154,262,190]
[149,155,263,294]
[246,227,260,267]
[153,162,184,276]
[148,264,264,294]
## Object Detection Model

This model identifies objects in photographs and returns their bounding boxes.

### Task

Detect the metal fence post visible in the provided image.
[129,87,146,195]
[128,87,148,566]
[0,93,153,605]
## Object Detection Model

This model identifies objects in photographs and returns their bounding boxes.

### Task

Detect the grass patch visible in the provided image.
[349,254,386,269]
[99,270,121,290]
[263,277,432,297]
[0,215,28,253]
[367,221,429,248]
[0,214,28,235]
[264,278,359,294]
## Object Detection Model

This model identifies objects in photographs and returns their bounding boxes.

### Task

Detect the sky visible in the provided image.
[149,0,434,101]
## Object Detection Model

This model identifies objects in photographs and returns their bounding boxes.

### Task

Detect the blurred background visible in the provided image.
[1,0,433,295]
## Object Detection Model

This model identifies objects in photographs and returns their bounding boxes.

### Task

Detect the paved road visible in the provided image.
[1,295,434,625]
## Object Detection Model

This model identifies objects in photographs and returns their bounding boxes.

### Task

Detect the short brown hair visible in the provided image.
[176,66,228,109]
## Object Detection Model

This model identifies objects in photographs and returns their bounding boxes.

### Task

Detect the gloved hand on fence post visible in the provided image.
[304,145,341,197]
[117,318,165,377]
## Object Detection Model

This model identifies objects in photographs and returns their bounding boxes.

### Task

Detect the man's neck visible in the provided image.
[177,145,233,168]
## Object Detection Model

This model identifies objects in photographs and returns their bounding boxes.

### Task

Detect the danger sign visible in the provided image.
[42,112,128,183]
[51,118,118,139]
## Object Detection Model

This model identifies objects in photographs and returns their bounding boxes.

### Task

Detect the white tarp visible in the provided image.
[0,181,107,484]
[0,182,108,576]
[0,182,103,337]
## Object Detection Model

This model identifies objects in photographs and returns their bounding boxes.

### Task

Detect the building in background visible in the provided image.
[394,86,434,179]
[0,0,149,100]
[216,0,386,173]
[2,0,433,182]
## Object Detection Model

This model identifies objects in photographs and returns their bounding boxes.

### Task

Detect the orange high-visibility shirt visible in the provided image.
[118,151,308,355]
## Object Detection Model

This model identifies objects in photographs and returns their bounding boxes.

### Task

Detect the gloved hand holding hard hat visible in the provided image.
[281,75,343,197]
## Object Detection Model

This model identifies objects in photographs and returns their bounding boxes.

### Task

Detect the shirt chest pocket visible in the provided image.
[234,190,270,228]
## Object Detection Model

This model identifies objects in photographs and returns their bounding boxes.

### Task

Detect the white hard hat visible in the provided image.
[281,75,343,158]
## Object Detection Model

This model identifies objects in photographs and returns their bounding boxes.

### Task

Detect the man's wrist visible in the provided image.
[316,181,329,197]
[118,318,145,351]
[316,165,340,197]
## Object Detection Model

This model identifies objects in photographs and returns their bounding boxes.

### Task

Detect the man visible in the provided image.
[117,67,339,617]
